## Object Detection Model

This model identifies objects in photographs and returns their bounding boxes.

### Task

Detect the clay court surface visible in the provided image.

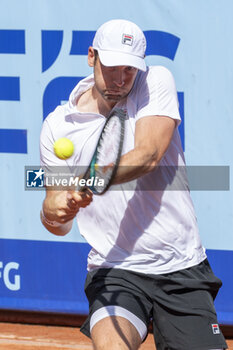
[0,322,232,350]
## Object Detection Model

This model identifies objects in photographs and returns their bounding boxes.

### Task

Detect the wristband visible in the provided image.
[40,209,61,227]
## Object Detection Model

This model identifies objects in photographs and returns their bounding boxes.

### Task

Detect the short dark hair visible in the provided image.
[94,49,99,64]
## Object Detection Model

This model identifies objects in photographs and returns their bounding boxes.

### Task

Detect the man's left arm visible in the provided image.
[113,114,176,184]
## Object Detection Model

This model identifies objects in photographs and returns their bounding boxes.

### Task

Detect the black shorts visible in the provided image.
[80,259,227,350]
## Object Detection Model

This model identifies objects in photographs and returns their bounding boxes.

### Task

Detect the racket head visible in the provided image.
[83,108,125,194]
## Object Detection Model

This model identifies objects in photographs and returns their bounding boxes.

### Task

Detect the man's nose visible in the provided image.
[113,71,125,87]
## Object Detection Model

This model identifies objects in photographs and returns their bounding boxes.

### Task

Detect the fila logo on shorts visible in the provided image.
[122,34,133,46]
[212,324,220,334]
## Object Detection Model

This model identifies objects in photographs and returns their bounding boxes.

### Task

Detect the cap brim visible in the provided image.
[97,50,146,72]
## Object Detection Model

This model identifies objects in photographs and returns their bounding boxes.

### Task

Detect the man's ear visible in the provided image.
[88,46,95,67]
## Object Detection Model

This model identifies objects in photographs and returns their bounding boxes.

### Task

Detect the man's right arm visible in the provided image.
[40,113,93,236]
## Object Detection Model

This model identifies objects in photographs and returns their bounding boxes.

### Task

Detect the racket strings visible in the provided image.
[97,118,122,166]
[95,117,122,182]
[85,110,125,194]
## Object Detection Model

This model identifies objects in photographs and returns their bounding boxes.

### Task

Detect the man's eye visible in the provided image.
[126,66,136,72]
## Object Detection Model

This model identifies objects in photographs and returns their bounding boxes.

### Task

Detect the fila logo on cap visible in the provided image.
[122,34,133,46]
[212,324,220,334]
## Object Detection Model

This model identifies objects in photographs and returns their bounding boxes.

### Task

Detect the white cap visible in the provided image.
[93,19,147,72]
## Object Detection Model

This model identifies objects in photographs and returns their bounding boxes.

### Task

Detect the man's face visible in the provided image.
[88,48,138,104]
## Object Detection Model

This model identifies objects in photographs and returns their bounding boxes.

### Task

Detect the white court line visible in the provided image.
[0,338,93,349]
[0,334,16,339]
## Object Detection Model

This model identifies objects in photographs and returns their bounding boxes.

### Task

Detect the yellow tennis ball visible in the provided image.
[53,138,74,160]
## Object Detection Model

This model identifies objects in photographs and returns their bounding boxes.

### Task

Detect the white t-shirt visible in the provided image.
[40,66,206,274]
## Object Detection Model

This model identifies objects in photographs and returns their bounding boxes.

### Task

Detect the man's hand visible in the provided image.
[41,188,93,235]
[66,189,94,213]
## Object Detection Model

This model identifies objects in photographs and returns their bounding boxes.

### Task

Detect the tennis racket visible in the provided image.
[80,108,126,195]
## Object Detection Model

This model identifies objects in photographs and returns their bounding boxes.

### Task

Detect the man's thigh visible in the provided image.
[91,315,142,350]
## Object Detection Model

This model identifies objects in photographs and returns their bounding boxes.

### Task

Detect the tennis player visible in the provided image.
[40,19,227,350]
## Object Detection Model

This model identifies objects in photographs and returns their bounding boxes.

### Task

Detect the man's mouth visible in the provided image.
[106,90,121,94]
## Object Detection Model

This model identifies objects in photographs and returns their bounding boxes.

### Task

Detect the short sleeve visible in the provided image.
[135,66,181,125]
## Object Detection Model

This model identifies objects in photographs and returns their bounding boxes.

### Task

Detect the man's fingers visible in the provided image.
[69,190,93,201]
[67,197,78,209]
[67,189,93,209]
